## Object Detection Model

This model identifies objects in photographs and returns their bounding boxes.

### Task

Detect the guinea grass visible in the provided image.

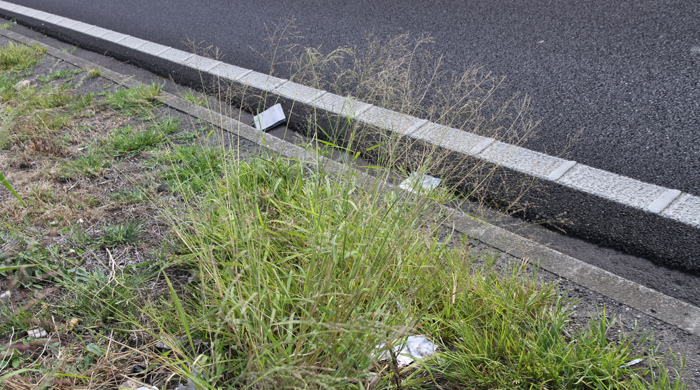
[141,146,684,389]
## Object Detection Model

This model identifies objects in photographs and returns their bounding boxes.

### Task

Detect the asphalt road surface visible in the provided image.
[7,0,700,195]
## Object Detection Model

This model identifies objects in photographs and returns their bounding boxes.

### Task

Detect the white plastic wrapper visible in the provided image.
[399,172,442,194]
[375,335,436,367]
[253,103,286,131]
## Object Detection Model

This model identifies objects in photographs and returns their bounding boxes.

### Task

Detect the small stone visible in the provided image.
[27,327,48,338]
[0,290,11,300]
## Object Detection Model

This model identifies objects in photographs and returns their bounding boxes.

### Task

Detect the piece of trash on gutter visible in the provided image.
[253,103,286,131]
[399,172,442,193]
[375,335,436,368]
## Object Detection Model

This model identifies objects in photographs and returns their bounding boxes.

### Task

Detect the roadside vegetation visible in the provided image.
[0,35,688,390]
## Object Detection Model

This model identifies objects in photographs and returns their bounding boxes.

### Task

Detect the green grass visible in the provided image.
[38,69,82,83]
[159,145,225,194]
[181,90,208,107]
[56,148,110,179]
[109,188,148,204]
[135,152,684,389]
[0,42,46,72]
[102,220,143,248]
[105,116,181,157]
[0,22,14,30]
[106,83,162,117]
[86,67,101,78]
[106,125,166,157]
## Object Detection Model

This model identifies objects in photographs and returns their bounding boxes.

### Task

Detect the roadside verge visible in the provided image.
[0,22,697,339]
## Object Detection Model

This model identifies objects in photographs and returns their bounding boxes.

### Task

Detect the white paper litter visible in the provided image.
[253,103,285,131]
[399,172,442,194]
[376,335,436,368]
[27,327,48,338]
[620,358,644,368]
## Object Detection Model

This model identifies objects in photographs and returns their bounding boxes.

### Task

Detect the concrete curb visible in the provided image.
[0,24,698,338]
[0,2,698,272]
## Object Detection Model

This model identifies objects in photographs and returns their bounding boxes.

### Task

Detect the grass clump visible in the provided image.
[0,81,75,152]
[160,145,225,194]
[106,83,162,117]
[106,125,165,157]
[141,152,683,389]
[0,42,45,72]
[105,116,180,157]
[57,148,110,179]
[102,220,142,248]
[86,67,101,78]
[181,90,208,107]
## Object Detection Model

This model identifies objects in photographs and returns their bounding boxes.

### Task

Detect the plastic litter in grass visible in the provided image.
[399,172,442,193]
[27,327,48,338]
[375,335,437,368]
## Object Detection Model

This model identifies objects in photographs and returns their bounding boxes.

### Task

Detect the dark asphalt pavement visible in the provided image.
[8,0,700,195]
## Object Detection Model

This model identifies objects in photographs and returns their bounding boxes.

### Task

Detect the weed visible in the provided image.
[0,22,13,30]
[153,114,181,135]
[106,125,165,157]
[110,188,147,204]
[59,268,152,325]
[86,67,101,78]
[181,90,208,107]
[142,153,683,389]
[160,145,224,194]
[57,148,110,179]
[61,45,78,55]
[106,83,162,117]
[105,116,180,157]
[102,220,142,247]
[0,42,45,72]
[249,26,541,218]
[39,69,72,83]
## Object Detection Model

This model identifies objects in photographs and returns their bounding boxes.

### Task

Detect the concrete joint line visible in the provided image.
[470,138,496,155]
[548,160,577,181]
[404,119,429,137]
[307,90,327,105]
[648,189,682,214]
[236,69,254,81]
